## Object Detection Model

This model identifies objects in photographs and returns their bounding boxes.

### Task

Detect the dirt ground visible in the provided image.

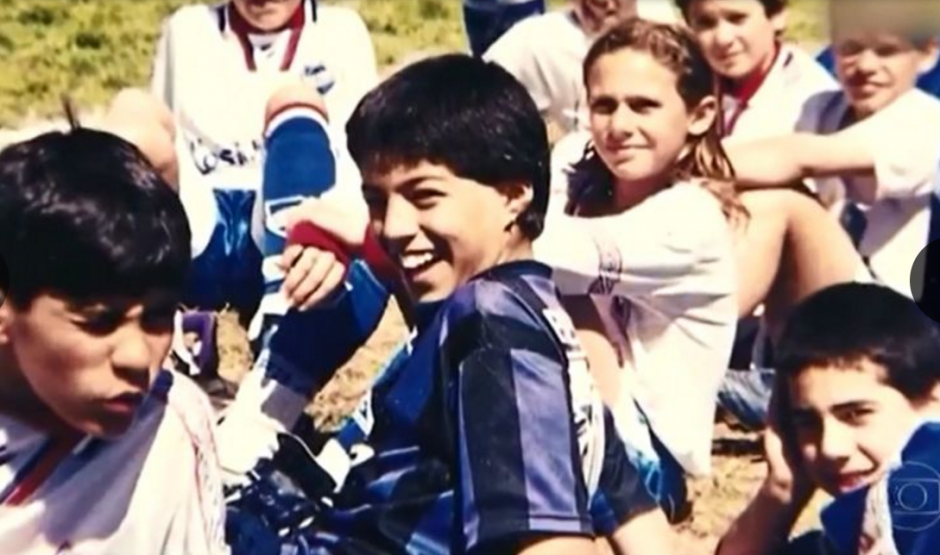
[214,305,825,555]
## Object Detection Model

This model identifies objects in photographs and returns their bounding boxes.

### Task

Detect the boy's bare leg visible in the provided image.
[563,295,623,409]
[100,88,178,190]
[735,188,866,338]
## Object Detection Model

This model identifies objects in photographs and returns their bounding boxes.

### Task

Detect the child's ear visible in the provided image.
[501,181,534,219]
[687,95,718,137]
[918,38,940,75]
[770,8,788,37]
[0,299,14,346]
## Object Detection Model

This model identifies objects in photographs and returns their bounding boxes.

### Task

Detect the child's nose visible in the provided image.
[382,197,420,245]
[818,420,854,461]
[111,327,157,390]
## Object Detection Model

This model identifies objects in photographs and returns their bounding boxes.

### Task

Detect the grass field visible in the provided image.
[0,0,830,127]
[8,1,836,552]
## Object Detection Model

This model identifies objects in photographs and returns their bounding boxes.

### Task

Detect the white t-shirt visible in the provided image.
[797,89,940,299]
[721,43,838,143]
[0,371,227,555]
[151,0,376,256]
[484,4,680,135]
[534,152,738,476]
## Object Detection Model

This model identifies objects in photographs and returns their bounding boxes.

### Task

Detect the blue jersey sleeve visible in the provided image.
[259,259,390,396]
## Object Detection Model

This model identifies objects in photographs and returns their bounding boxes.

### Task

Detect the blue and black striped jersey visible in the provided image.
[230,261,655,554]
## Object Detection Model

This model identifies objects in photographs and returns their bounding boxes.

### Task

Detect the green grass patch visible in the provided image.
[0,0,827,127]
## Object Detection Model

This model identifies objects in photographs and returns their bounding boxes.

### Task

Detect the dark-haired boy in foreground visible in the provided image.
[219,54,673,554]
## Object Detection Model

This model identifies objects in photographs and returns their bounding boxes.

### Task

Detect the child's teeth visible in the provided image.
[402,253,434,270]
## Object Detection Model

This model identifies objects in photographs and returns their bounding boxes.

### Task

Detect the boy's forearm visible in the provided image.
[729,133,875,190]
[716,480,809,555]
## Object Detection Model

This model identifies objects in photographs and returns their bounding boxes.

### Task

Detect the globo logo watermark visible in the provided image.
[910,239,940,322]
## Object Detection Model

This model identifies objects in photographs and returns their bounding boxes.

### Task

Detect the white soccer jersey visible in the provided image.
[720,43,839,143]
[151,0,376,256]
[797,89,940,299]
[484,3,680,135]
[535,148,738,476]
[0,371,227,555]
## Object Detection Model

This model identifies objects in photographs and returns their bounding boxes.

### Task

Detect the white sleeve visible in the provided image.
[150,17,174,110]
[534,184,731,300]
[215,363,310,486]
[158,378,229,555]
[327,9,379,127]
[483,21,551,117]
[842,91,940,200]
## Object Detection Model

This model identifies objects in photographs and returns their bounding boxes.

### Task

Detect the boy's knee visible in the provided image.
[101,88,178,190]
[265,80,329,127]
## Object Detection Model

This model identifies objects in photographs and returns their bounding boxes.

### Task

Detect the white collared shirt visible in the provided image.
[721,43,839,143]
[797,89,940,299]
[0,371,227,555]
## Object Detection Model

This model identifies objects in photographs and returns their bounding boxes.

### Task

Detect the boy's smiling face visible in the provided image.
[232,0,303,31]
[788,359,940,497]
[833,31,938,118]
[361,161,532,304]
[0,292,177,438]
[683,0,785,82]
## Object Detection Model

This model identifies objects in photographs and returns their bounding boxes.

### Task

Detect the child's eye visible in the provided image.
[837,41,864,57]
[589,98,617,116]
[627,99,659,114]
[726,13,748,26]
[874,44,903,58]
[842,407,874,425]
[410,189,444,208]
[76,313,122,335]
[689,15,717,31]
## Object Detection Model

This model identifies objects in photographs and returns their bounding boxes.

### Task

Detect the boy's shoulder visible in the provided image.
[444,260,559,325]
[484,9,581,57]
[821,420,940,555]
[778,43,839,94]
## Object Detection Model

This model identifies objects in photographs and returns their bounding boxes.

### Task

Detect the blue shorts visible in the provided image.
[463,0,545,56]
[613,396,689,522]
[184,188,263,316]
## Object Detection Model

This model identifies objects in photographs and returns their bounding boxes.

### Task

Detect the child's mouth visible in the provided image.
[399,251,440,277]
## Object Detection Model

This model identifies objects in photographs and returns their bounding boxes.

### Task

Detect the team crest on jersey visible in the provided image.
[542,308,606,496]
[302,63,336,96]
[185,133,263,177]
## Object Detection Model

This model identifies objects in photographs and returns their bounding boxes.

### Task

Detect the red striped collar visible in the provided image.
[222,0,313,71]
[721,43,795,136]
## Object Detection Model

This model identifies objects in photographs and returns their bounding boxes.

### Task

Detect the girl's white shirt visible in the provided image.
[535,137,738,476]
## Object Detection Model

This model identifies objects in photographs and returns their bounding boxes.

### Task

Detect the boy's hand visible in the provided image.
[279,243,347,311]
[763,385,815,504]
[284,197,369,251]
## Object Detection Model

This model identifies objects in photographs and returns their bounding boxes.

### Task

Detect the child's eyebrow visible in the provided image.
[830,400,877,411]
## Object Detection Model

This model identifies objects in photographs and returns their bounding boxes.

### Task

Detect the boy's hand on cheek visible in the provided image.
[279,244,347,311]
[763,387,816,505]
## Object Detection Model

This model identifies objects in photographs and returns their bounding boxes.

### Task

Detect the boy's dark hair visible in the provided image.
[775,283,940,402]
[675,0,787,18]
[0,127,191,307]
[345,54,550,239]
